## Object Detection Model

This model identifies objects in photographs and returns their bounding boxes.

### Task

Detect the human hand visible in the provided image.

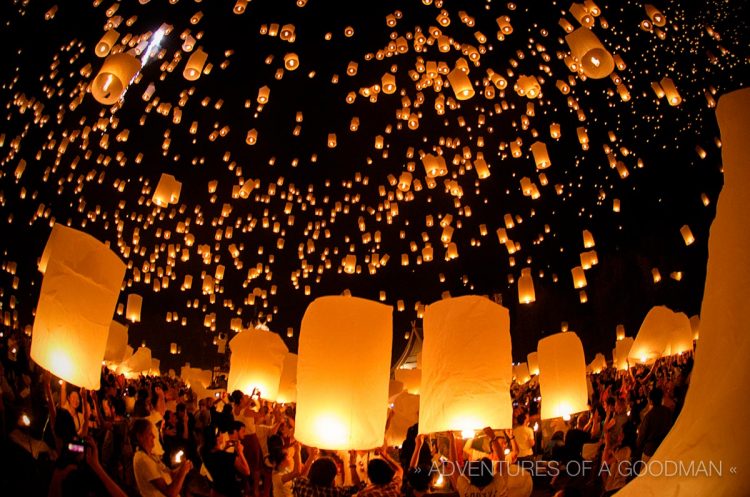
[84,436,101,470]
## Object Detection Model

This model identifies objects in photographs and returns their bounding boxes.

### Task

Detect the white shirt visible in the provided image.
[456,471,508,497]
[146,411,165,456]
[134,449,172,497]
[512,425,535,457]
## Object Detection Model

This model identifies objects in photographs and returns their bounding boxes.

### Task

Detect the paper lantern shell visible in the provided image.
[538,332,589,419]
[104,320,129,363]
[386,392,420,447]
[565,28,614,79]
[31,226,125,390]
[420,296,513,434]
[629,305,691,364]
[527,351,539,376]
[295,296,392,450]
[183,48,208,81]
[613,337,633,370]
[228,328,288,399]
[394,368,421,395]
[276,353,298,404]
[92,52,141,105]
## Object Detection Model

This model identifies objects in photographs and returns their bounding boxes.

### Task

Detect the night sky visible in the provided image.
[0,0,747,373]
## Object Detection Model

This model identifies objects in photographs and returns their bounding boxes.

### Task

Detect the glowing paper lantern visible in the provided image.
[386,392,419,447]
[123,346,152,374]
[126,294,143,322]
[587,353,607,374]
[152,173,181,207]
[571,266,587,288]
[95,29,119,57]
[538,332,589,419]
[518,268,536,304]
[276,353,298,404]
[284,53,299,71]
[527,352,539,376]
[447,68,475,100]
[680,224,695,245]
[91,52,141,105]
[31,226,125,389]
[514,362,531,384]
[227,328,288,399]
[183,48,207,81]
[661,77,682,106]
[565,28,614,79]
[420,296,513,434]
[530,141,551,169]
[104,320,129,363]
[394,367,421,395]
[295,296,392,450]
[629,306,692,364]
[614,337,633,370]
[690,315,700,340]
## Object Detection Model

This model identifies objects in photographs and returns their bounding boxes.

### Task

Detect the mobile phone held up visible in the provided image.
[68,439,86,454]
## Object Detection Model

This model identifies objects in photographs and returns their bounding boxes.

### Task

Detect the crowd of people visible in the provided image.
[0,328,694,497]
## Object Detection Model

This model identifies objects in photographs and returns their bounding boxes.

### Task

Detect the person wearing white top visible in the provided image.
[132,418,192,497]
[512,413,535,459]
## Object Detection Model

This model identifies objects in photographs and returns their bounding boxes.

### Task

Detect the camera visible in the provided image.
[67,438,86,454]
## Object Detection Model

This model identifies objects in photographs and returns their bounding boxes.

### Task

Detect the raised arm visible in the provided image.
[376,439,403,480]
[348,449,362,487]
[410,434,426,470]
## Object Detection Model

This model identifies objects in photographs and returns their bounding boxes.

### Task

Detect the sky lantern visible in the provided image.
[104,320,129,364]
[629,305,691,364]
[183,48,207,81]
[447,67,475,100]
[152,173,181,207]
[386,392,419,447]
[661,77,682,106]
[284,53,299,70]
[422,153,447,177]
[514,362,531,384]
[126,294,143,322]
[527,351,539,376]
[95,29,119,57]
[616,324,625,341]
[394,367,421,395]
[276,353,298,404]
[420,296,513,435]
[122,346,152,375]
[518,267,535,304]
[614,337,634,370]
[565,28,614,79]
[571,266,587,288]
[588,353,607,374]
[582,229,595,248]
[92,52,141,104]
[228,327,288,399]
[569,3,595,28]
[530,141,551,169]
[538,331,589,419]
[31,226,126,389]
[645,4,666,26]
[295,296,392,450]
[680,224,695,245]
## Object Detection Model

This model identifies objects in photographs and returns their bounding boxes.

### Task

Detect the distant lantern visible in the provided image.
[660,77,682,106]
[530,141,551,169]
[381,73,397,94]
[645,4,666,26]
[228,328,288,399]
[550,123,561,139]
[344,254,356,274]
[565,28,614,79]
[104,320,129,363]
[422,154,448,177]
[538,332,589,419]
[447,68,475,100]
[420,296,513,434]
[126,294,143,322]
[614,337,634,370]
[295,296,392,450]
[474,156,490,179]
[395,368,421,395]
[527,352,539,376]
[398,172,413,191]
[569,3,594,27]
[588,353,607,374]
[95,29,119,57]
[284,53,299,71]
[183,48,208,81]
[92,52,141,104]
[571,266,587,289]
[152,173,182,207]
[616,324,626,341]
[680,225,695,245]
[514,363,531,384]
[496,15,513,35]
[582,229,595,248]
[31,226,126,390]
[170,342,178,355]
[327,133,337,148]
[257,86,271,104]
[516,75,541,99]
[652,267,662,283]
[276,353,298,404]
[518,268,536,304]
[233,0,248,14]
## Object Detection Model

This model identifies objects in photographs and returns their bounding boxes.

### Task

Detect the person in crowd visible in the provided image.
[267,435,309,497]
[448,428,509,497]
[132,418,192,497]
[200,423,250,497]
[292,448,362,497]
[404,434,432,497]
[513,413,535,463]
[48,435,129,497]
[230,389,264,496]
[636,387,673,462]
[357,441,403,497]
[600,422,636,496]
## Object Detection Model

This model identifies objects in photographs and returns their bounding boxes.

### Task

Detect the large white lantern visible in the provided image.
[538,332,589,419]
[295,296,392,450]
[31,226,125,390]
[629,305,691,364]
[419,296,513,434]
[613,337,633,370]
[227,328,288,399]
[122,346,152,375]
[386,392,420,447]
[276,353,298,404]
[104,320,129,363]
[527,351,539,376]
